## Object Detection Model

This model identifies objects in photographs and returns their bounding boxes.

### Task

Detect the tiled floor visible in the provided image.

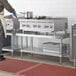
[0,71,17,76]
[3,52,75,67]
[0,52,75,76]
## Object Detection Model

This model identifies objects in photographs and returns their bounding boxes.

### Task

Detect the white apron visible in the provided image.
[0,10,7,38]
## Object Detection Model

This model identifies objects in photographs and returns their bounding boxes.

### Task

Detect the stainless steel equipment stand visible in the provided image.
[13,30,69,64]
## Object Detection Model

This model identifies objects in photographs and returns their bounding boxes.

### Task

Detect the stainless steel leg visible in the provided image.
[21,36,23,58]
[73,59,76,67]
[60,38,63,64]
[11,51,13,57]
[16,36,18,48]
[30,37,33,56]
[30,37,33,50]
[26,37,28,48]
[20,50,23,59]
[11,33,14,56]
[60,56,62,64]
[11,32,17,57]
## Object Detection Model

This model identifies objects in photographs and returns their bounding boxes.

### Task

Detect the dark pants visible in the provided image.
[0,21,4,54]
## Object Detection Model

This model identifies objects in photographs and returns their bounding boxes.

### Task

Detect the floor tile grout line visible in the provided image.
[16,63,42,74]
[16,74,25,76]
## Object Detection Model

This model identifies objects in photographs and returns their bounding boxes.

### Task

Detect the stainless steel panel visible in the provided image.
[19,18,68,33]
[43,42,67,54]
[72,36,76,59]
[70,25,76,61]
[6,19,13,30]
[6,18,20,31]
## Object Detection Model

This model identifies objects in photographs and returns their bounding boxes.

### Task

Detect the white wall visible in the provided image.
[5,0,76,25]
[5,0,75,48]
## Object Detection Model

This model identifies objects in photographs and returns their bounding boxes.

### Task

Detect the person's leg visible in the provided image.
[0,37,3,54]
[0,21,4,54]
[0,21,5,60]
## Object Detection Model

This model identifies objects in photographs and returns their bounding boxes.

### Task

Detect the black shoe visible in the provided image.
[0,55,6,61]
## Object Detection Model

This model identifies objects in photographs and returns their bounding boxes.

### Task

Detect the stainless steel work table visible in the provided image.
[3,31,70,64]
